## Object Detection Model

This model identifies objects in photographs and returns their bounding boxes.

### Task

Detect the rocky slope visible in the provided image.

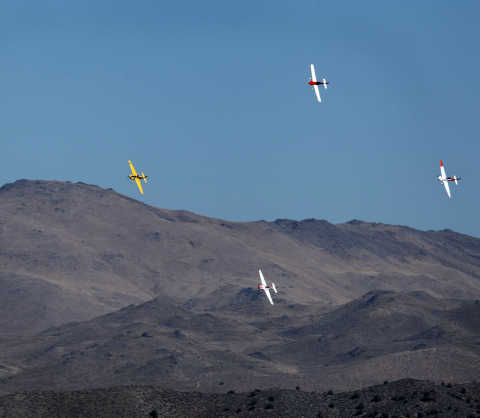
[1,289,480,395]
[1,179,480,335]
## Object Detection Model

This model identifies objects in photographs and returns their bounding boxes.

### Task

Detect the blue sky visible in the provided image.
[1,1,480,236]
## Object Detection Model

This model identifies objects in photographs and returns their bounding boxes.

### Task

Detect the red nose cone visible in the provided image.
[308,80,315,86]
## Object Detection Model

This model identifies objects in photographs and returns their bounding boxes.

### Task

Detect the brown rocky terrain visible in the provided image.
[1,179,480,335]
[1,179,480,408]
[0,289,479,395]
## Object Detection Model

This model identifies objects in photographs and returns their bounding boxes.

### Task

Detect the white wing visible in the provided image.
[443,180,451,198]
[264,287,274,305]
[440,163,447,179]
[258,270,274,305]
[310,64,318,82]
[313,84,322,103]
[259,269,267,288]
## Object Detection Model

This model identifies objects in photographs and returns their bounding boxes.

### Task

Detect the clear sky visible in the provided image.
[2,1,480,236]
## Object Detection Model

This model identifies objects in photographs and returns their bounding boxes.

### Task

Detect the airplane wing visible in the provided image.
[310,64,318,82]
[128,160,138,176]
[313,84,322,103]
[442,180,451,198]
[263,287,274,305]
[135,178,144,195]
[259,269,267,287]
[439,160,447,179]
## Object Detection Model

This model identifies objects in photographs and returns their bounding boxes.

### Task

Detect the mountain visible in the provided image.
[3,179,480,395]
[1,289,480,395]
[2,179,480,335]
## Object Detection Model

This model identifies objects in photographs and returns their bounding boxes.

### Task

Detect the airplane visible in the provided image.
[308,64,328,103]
[437,160,461,198]
[258,269,277,305]
[128,160,148,195]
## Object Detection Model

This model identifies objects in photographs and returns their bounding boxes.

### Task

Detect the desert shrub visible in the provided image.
[420,391,436,402]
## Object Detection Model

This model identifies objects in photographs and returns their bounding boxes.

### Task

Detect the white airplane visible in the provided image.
[308,64,328,103]
[258,269,277,305]
[437,160,461,198]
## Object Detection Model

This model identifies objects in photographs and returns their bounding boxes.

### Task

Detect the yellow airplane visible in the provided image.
[128,160,148,195]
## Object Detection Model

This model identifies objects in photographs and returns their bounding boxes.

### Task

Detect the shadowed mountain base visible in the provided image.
[0,379,479,417]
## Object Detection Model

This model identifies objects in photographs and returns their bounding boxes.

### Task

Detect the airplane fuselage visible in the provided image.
[437,176,459,182]
[308,80,328,86]
[129,174,147,181]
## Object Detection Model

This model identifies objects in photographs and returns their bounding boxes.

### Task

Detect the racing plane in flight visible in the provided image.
[258,269,277,305]
[438,160,461,198]
[308,64,328,103]
[128,160,148,195]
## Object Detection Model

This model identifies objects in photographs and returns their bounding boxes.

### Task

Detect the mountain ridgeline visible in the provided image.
[0,179,480,394]
[1,179,480,334]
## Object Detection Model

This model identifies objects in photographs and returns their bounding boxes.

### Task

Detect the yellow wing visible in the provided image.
[135,178,144,194]
[128,160,138,176]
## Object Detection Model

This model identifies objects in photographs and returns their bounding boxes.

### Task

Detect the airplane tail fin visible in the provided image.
[271,283,277,294]
[323,78,328,89]
[454,175,458,185]
[142,173,148,183]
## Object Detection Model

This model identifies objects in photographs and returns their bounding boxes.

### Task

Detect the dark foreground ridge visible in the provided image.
[0,379,479,417]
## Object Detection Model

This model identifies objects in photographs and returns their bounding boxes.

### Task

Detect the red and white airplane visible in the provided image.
[258,269,277,305]
[308,64,328,103]
[438,160,461,198]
